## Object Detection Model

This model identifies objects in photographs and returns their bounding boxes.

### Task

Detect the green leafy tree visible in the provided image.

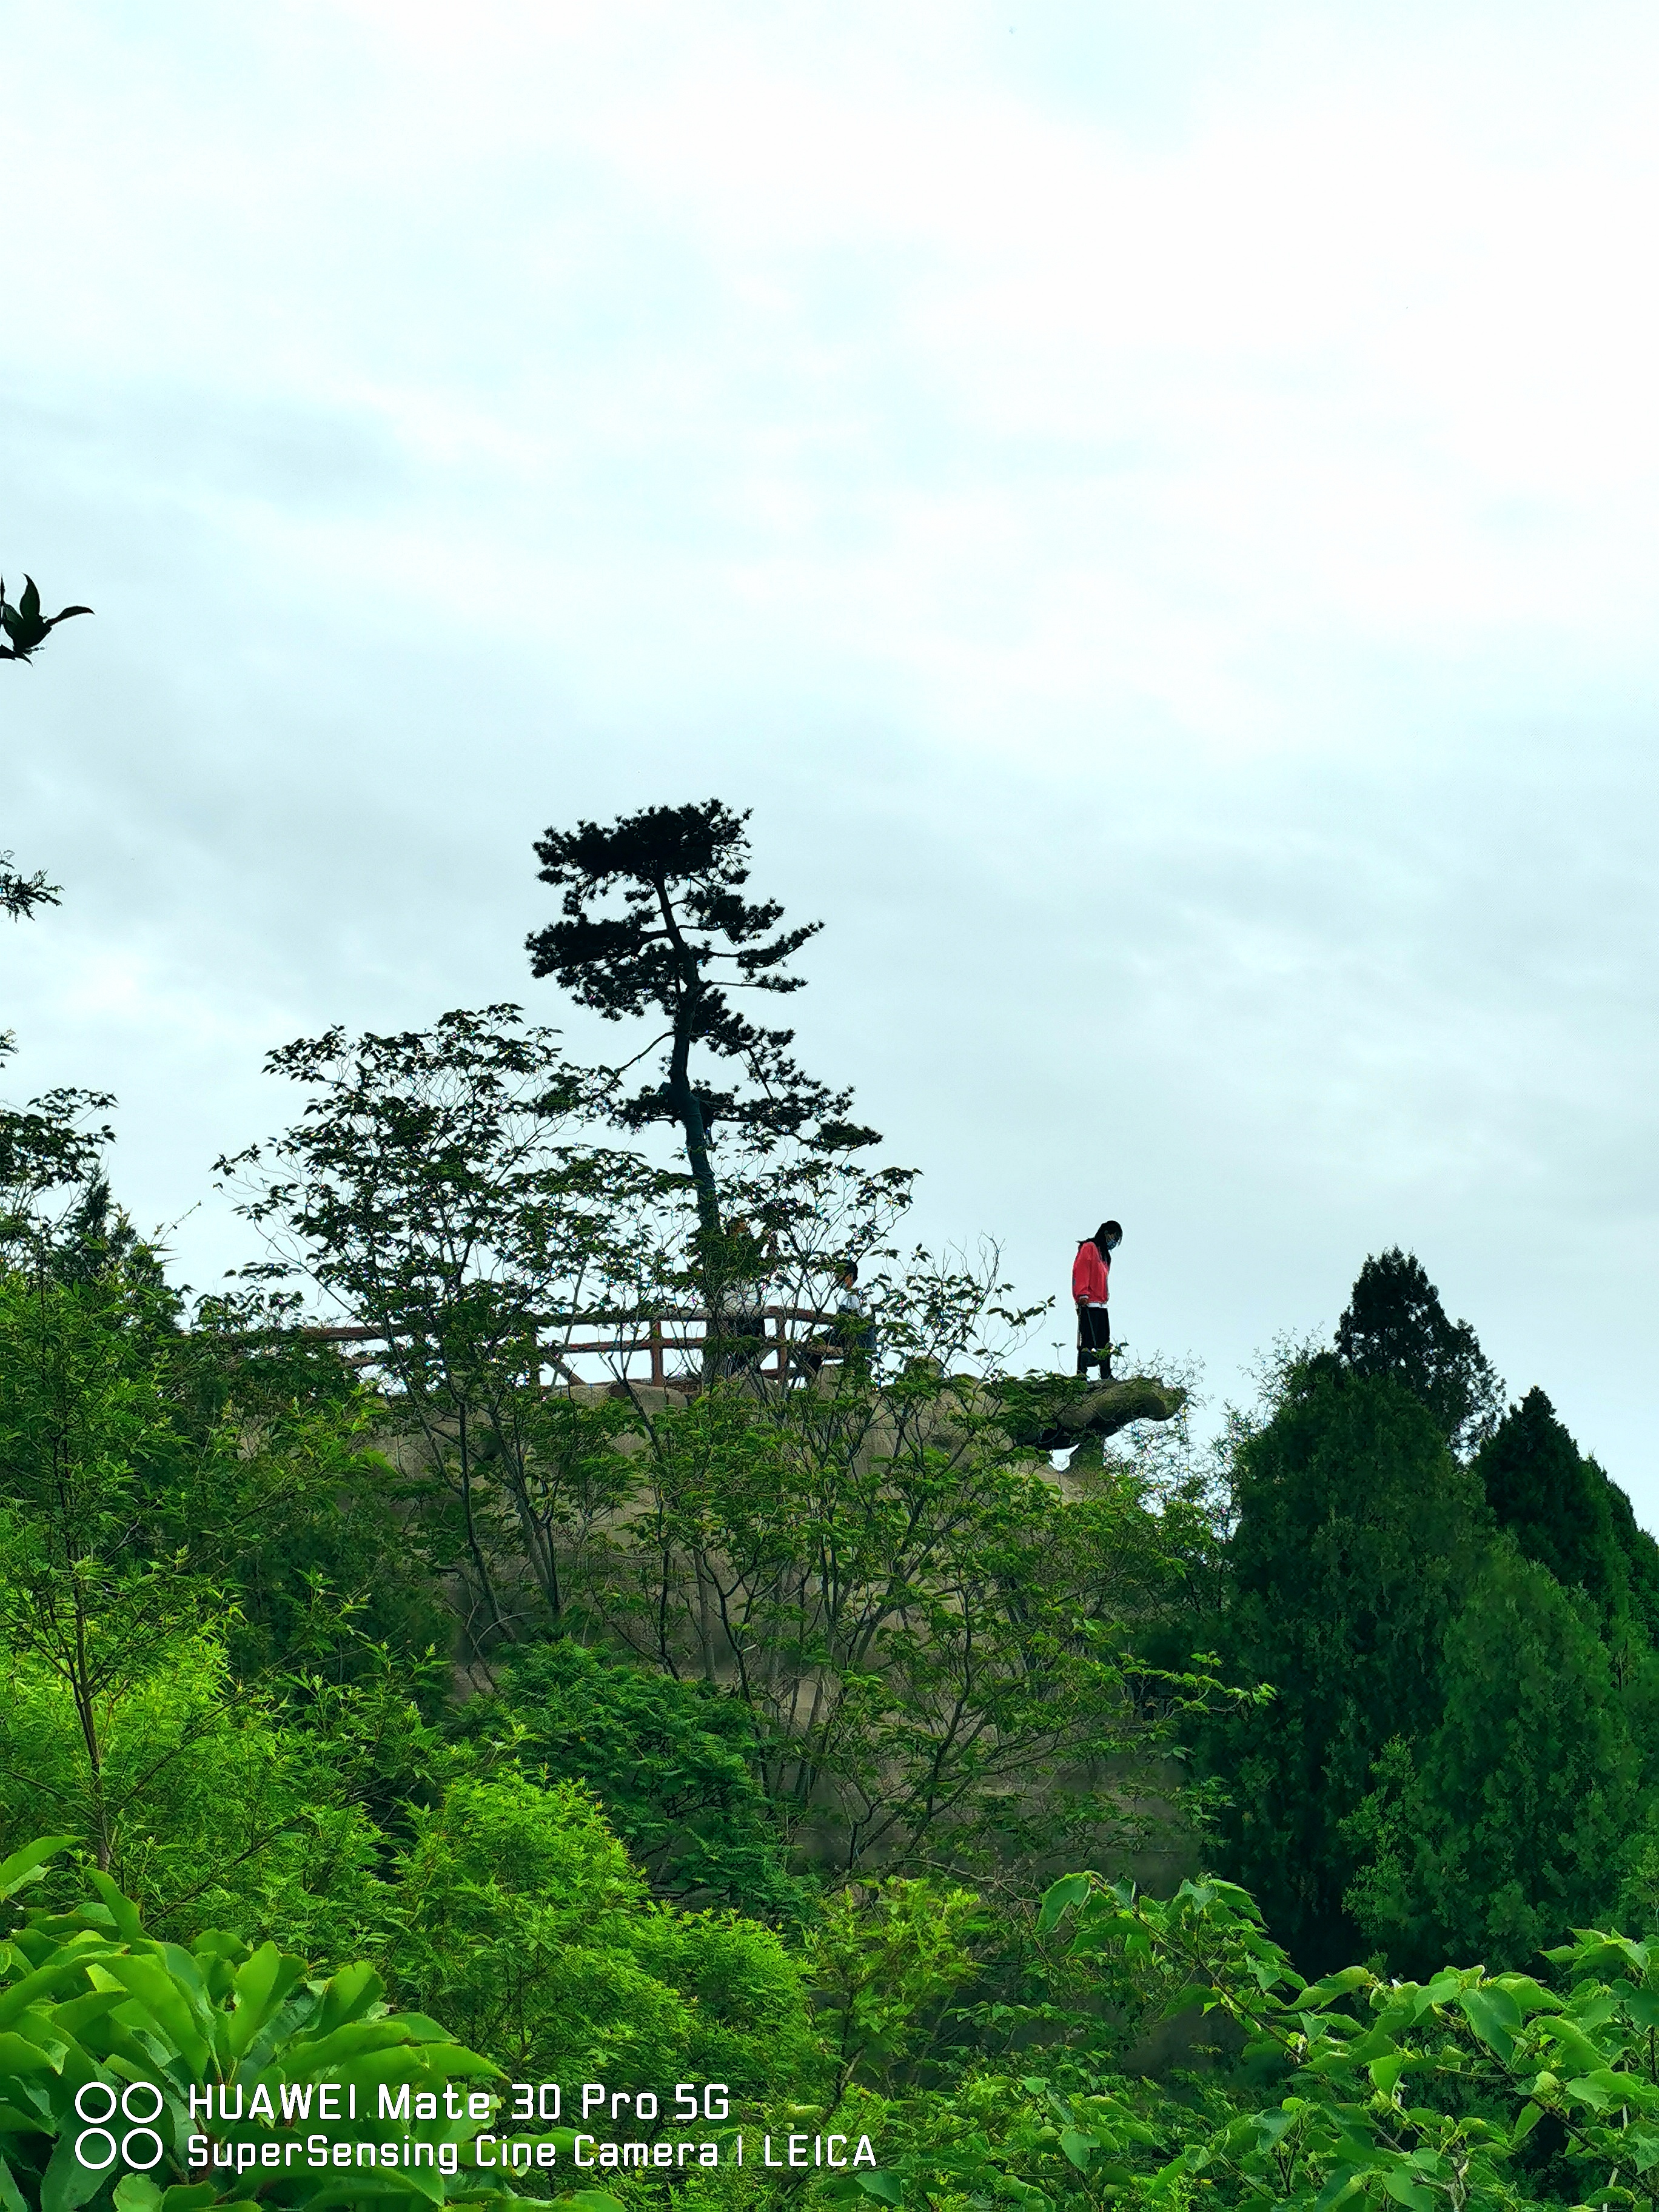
[574,1276,1212,1887]
[218,1008,657,1645]
[809,1878,987,2105]
[0,1080,118,1259]
[0,1264,449,1934]
[1335,1247,1504,1456]
[1604,1470,1659,1645]
[0,1627,409,1963]
[0,1269,206,1873]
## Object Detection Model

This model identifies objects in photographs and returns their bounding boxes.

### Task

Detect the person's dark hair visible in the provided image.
[1095,1220,1122,1255]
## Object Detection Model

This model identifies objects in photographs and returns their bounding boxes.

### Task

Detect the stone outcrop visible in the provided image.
[994,1374,1188,1453]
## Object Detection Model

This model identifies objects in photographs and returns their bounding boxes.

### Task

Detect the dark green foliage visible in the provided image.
[451,1639,809,1919]
[1604,1467,1659,1640]
[1201,1359,1490,1972]
[1344,1541,1641,1973]
[169,1285,363,1435]
[528,800,879,1278]
[0,1079,117,1250]
[41,1174,170,1292]
[1476,1387,1621,1610]
[0,853,58,920]
[0,573,92,662]
[992,1869,1659,2212]
[216,1447,455,1690]
[1475,1388,1659,1647]
[1196,1263,1659,1982]
[1335,1245,1504,1454]
[527,798,859,1152]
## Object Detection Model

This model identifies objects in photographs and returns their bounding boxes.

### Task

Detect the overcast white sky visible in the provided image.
[4,2,1658,1502]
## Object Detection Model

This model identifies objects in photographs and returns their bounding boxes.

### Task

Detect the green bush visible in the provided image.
[0,1837,621,2210]
[452,1641,807,1920]
[385,1774,821,2103]
[0,1627,429,1964]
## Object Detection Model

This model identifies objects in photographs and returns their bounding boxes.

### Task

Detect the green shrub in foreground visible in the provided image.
[839,1874,1659,2209]
[0,1837,619,2211]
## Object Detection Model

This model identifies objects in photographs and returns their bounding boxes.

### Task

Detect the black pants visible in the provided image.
[1077,1303,1110,1378]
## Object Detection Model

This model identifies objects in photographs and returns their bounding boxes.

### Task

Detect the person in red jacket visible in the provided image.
[1072,1220,1121,1379]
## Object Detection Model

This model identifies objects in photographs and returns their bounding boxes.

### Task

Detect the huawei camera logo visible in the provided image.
[75,2080,166,2174]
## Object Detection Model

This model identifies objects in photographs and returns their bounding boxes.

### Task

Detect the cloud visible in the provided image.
[2,0,1656,1494]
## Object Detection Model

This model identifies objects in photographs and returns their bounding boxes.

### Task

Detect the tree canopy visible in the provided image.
[526,799,877,1250]
[1334,1244,1504,1454]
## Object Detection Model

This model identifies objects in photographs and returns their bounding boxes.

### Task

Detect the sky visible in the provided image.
[3,2,1658,1503]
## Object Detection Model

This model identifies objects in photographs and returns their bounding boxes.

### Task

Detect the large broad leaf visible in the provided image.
[111,2185,166,2212]
[1301,1966,1373,2007]
[276,2019,444,2073]
[1059,2128,1097,2170]
[84,1870,144,1946]
[1538,2016,1609,2074]
[333,2038,496,2091]
[226,1943,307,2060]
[853,2177,903,2207]
[1456,1983,1523,2059]
[88,1956,209,2073]
[312,1960,384,2036]
[1036,1872,1092,1936]
[38,2126,107,2212]
[1382,2172,1433,2212]
[0,2031,52,2076]
[0,1954,118,2036]
[303,2171,446,2207]
[0,1838,75,1904]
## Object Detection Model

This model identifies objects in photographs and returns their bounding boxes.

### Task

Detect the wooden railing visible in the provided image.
[292,1305,842,1388]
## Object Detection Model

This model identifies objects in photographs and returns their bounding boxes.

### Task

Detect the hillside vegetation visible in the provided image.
[1,798,1653,2208]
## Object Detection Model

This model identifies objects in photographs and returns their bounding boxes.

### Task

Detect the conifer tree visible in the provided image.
[1475,1386,1620,1610]
[1334,1247,1503,1455]
[526,799,876,1259]
[1200,1356,1489,1972]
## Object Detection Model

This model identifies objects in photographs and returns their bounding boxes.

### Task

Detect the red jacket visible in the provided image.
[1073,1240,1110,1304]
